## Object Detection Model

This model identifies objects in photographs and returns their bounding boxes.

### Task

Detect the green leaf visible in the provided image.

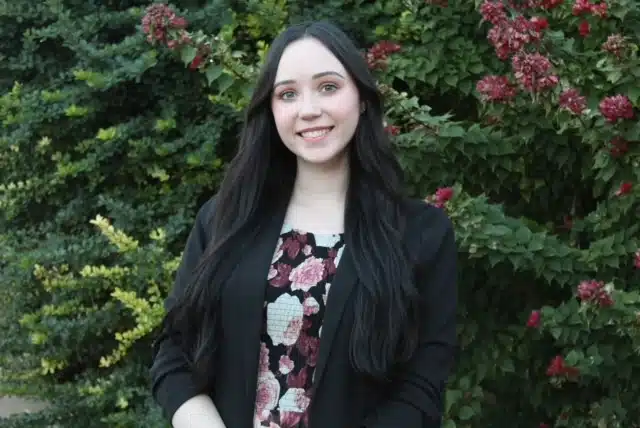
[627,85,640,105]
[217,73,235,93]
[501,358,515,373]
[606,70,622,84]
[205,65,223,85]
[440,125,465,138]
[443,419,456,428]
[458,405,475,420]
[515,227,532,242]
[485,224,511,236]
[445,389,462,413]
[468,63,484,74]
[550,327,563,339]
[180,46,198,65]
[459,80,472,95]
[444,74,458,86]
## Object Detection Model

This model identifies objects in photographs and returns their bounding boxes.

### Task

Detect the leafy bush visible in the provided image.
[1,0,639,427]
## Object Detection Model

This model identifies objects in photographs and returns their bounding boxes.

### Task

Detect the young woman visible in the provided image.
[150,20,458,428]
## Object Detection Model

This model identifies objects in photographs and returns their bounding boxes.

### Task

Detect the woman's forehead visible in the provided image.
[274,38,347,83]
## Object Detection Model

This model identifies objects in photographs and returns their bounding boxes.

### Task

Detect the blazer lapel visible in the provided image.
[313,245,358,389]
[225,203,289,410]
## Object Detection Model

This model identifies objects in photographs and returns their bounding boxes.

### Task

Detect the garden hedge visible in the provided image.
[1,0,639,427]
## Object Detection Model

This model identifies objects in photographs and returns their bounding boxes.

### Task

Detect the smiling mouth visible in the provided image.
[297,127,334,139]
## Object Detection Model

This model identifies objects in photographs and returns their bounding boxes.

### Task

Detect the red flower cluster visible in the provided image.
[366,41,402,70]
[476,75,517,102]
[546,355,580,378]
[384,125,401,136]
[530,16,549,31]
[526,310,541,328]
[602,34,628,58]
[615,182,633,196]
[428,187,454,208]
[141,4,188,45]
[190,55,204,70]
[512,52,558,92]
[480,0,508,25]
[577,279,613,307]
[635,250,640,269]
[578,20,590,37]
[572,0,608,17]
[486,15,543,60]
[599,95,635,123]
[608,137,628,158]
[540,0,563,8]
[558,88,587,114]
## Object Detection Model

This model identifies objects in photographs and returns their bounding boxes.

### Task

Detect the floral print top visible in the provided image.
[253,224,345,428]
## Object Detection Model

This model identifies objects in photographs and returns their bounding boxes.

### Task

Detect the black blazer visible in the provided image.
[150,195,458,428]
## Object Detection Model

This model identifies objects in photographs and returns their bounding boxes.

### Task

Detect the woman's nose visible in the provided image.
[298,96,322,119]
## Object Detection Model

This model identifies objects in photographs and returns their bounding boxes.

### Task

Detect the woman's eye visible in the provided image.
[321,83,338,92]
[279,91,296,100]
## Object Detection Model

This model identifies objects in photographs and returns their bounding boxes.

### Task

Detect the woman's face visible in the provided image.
[270,37,361,168]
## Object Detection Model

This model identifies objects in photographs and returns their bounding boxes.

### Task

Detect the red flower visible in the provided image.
[530,16,549,31]
[384,125,401,136]
[602,34,627,58]
[141,4,187,45]
[436,187,454,203]
[577,279,614,307]
[573,0,608,16]
[559,88,587,114]
[592,2,608,17]
[366,41,402,70]
[578,20,590,37]
[572,0,592,15]
[634,250,640,269]
[476,75,518,102]
[546,355,580,378]
[608,137,629,157]
[480,0,508,25]
[487,16,542,60]
[190,55,204,70]
[540,0,563,8]
[599,95,635,122]
[429,187,455,208]
[526,310,541,328]
[512,52,559,92]
[615,181,632,196]
[169,16,188,29]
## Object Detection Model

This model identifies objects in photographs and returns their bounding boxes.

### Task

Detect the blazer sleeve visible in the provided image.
[363,205,459,428]
[149,197,216,421]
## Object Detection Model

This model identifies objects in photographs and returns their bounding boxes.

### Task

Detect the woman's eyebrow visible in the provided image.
[273,71,345,89]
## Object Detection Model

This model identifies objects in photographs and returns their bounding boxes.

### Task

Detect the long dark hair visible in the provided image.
[164,20,421,389]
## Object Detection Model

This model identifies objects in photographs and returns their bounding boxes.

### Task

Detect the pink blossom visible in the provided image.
[289,256,325,292]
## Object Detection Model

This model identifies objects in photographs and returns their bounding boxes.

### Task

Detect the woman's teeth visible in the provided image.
[300,128,332,138]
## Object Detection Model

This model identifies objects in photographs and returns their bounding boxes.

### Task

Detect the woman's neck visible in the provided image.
[284,155,349,234]
[290,155,349,208]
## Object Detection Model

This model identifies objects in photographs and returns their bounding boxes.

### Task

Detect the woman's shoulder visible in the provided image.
[402,198,456,258]
[190,194,219,240]
[404,198,453,234]
[196,194,218,219]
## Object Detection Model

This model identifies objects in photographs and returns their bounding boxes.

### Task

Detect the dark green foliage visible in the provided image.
[1,0,639,427]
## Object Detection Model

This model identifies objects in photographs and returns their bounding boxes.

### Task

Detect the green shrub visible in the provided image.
[1,0,639,427]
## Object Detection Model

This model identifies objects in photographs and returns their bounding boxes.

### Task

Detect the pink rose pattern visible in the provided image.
[254,228,344,428]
